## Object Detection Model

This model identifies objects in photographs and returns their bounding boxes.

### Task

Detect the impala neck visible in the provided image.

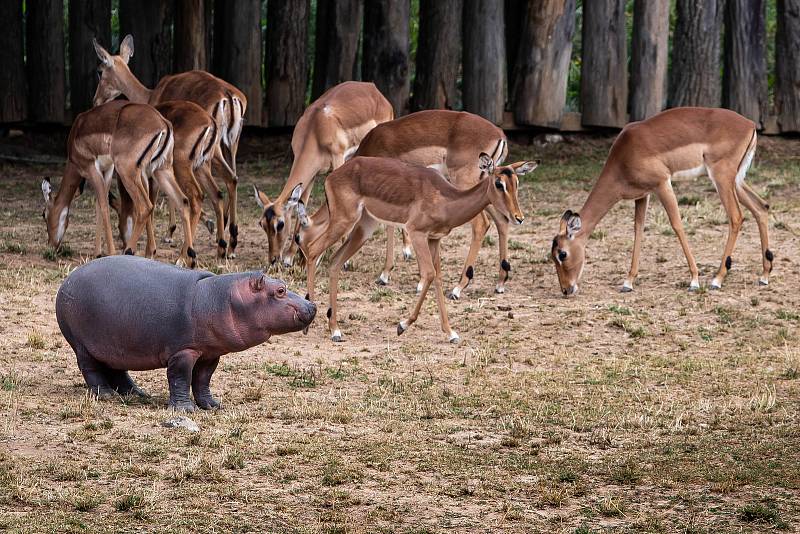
[443,179,493,229]
[575,168,623,241]
[118,67,152,104]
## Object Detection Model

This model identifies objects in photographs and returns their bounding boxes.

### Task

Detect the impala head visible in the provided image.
[92,35,135,106]
[41,178,71,249]
[480,153,538,226]
[254,184,306,266]
[551,210,585,296]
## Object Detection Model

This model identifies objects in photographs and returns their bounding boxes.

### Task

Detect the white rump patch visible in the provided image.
[149,129,173,172]
[736,136,756,186]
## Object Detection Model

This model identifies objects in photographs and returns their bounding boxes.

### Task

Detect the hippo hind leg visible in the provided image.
[74,344,119,399]
[105,369,149,399]
[167,350,199,413]
[192,357,221,410]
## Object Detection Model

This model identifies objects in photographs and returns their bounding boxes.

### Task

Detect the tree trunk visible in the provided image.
[69,0,111,117]
[723,0,767,127]
[214,0,263,125]
[504,0,526,101]
[462,0,505,124]
[669,0,724,108]
[265,0,310,126]
[630,0,669,121]
[0,0,26,122]
[411,0,463,112]
[174,0,209,72]
[362,0,410,116]
[580,0,627,128]
[312,0,364,100]
[119,0,173,89]
[512,0,575,128]
[27,0,65,123]
[777,0,800,132]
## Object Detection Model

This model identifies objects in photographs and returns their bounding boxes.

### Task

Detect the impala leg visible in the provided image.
[709,166,743,289]
[401,229,413,260]
[328,215,378,342]
[430,239,459,343]
[114,163,152,256]
[215,154,238,258]
[738,183,773,285]
[398,232,434,336]
[86,166,116,256]
[492,212,511,294]
[449,212,490,300]
[378,226,395,286]
[196,164,227,258]
[153,167,195,268]
[622,195,650,292]
[164,203,176,244]
[655,181,699,290]
[144,178,158,258]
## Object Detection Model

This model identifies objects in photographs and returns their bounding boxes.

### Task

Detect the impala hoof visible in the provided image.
[402,247,413,261]
[620,281,633,293]
[758,278,769,286]
[448,331,460,344]
[397,321,407,336]
[227,252,237,260]
[376,273,389,286]
[447,287,461,300]
[331,330,342,343]
[494,285,506,294]
[163,237,173,244]
[709,279,722,290]
[688,280,700,292]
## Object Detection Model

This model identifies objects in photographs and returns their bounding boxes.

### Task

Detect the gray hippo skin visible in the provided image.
[56,256,316,411]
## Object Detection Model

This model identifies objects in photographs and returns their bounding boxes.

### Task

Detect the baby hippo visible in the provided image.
[56,256,316,411]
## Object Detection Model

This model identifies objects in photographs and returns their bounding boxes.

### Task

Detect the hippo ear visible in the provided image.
[249,274,265,292]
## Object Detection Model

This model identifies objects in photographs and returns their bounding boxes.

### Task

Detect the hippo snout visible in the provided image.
[295,298,316,326]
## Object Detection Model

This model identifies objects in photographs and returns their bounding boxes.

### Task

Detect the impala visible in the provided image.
[551,107,772,295]
[42,100,193,264]
[92,35,245,257]
[295,154,536,344]
[354,110,530,298]
[253,81,395,268]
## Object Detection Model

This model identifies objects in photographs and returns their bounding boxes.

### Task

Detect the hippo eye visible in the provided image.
[558,250,567,262]
[276,220,285,232]
[276,286,286,298]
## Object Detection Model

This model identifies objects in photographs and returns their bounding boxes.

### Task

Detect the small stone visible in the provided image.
[497,305,512,312]
[161,415,200,433]
[507,311,514,319]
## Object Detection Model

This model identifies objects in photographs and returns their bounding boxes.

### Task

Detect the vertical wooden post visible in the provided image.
[630,0,669,121]
[214,0,263,125]
[462,0,505,124]
[119,0,174,89]
[69,0,111,116]
[504,0,526,99]
[174,0,209,72]
[265,0,310,126]
[723,0,767,127]
[511,0,575,128]
[362,0,410,116]
[0,0,26,122]
[776,0,800,132]
[580,0,627,128]
[27,0,66,123]
[411,0,463,112]
[312,0,364,100]
[669,0,724,108]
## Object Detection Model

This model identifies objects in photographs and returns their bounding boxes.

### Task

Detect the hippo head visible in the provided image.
[230,273,316,341]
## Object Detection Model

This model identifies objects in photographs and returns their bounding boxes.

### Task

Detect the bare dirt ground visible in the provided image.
[0,131,798,533]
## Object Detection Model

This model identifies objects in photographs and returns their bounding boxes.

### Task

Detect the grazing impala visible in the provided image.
[354,110,532,298]
[92,35,245,257]
[253,81,394,267]
[295,154,536,344]
[41,101,193,264]
[551,107,772,295]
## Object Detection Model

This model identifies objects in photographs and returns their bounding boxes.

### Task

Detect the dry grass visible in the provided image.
[0,132,799,532]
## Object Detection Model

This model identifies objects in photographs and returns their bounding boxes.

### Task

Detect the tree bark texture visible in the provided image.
[362,0,410,116]
[69,0,111,116]
[411,0,463,112]
[512,0,575,128]
[580,0,627,128]
[265,0,310,126]
[776,0,800,132]
[312,0,364,100]
[723,0,767,127]
[0,0,26,122]
[120,0,174,90]
[630,0,669,121]
[174,0,210,72]
[669,0,724,108]
[462,0,505,124]
[27,0,66,123]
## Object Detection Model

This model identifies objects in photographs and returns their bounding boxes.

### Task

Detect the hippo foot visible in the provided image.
[195,396,221,410]
[169,399,197,413]
[120,386,150,399]
[90,386,121,399]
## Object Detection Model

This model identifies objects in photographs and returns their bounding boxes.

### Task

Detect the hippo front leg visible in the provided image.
[167,350,200,412]
[192,356,221,410]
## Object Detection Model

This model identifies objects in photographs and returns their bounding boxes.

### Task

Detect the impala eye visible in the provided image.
[558,250,567,262]
[276,220,285,232]
[494,179,504,190]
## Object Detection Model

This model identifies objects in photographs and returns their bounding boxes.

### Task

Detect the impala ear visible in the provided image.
[120,35,134,64]
[512,160,540,175]
[559,210,582,239]
[285,184,303,208]
[253,185,270,209]
[92,38,113,67]
[249,273,265,292]
[478,153,495,175]
[296,201,310,228]
[41,178,52,204]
